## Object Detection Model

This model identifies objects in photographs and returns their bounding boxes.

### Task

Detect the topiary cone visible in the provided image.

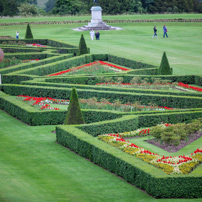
[64,88,85,125]
[158,52,172,75]
[78,34,88,56]
[25,23,34,39]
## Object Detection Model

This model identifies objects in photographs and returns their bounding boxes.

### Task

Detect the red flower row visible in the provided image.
[178,82,202,92]
[18,95,61,110]
[21,59,39,63]
[47,61,130,76]
[26,44,47,47]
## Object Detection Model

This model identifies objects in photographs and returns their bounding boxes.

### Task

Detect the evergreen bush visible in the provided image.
[158,52,172,75]
[25,23,34,39]
[64,87,85,125]
[78,34,88,56]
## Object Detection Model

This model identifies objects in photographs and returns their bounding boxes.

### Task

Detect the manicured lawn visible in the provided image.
[1,110,202,202]
[0,16,202,75]
[1,13,202,23]
[1,14,202,201]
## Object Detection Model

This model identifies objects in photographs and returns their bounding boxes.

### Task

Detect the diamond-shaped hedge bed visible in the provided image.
[0,39,202,198]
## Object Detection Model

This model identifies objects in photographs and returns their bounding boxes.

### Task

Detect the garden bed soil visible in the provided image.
[145,131,202,153]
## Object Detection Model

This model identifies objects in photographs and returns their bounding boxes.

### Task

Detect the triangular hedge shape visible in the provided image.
[25,23,34,39]
[78,34,88,56]
[158,52,172,75]
[64,88,85,125]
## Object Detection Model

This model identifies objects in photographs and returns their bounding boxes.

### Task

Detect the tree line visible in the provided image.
[0,0,202,16]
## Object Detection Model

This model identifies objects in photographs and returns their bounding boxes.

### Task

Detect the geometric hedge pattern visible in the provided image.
[0,39,202,198]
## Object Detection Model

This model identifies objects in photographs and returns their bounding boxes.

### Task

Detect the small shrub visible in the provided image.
[25,23,34,39]
[64,88,85,125]
[158,52,172,75]
[78,34,88,55]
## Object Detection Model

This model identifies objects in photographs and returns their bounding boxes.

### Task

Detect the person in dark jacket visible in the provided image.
[95,31,100,40]
[152,26,157,38]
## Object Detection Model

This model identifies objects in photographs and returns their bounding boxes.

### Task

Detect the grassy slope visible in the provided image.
[0,14,202,201]
[0,17,202,75]
[0,14,202,23]
[0,110,202,202]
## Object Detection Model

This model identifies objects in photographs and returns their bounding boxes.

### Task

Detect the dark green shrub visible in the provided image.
[25,23,33,39]
[161,132,181,146]
[78,34,88,56]
[149,125,164,140]
[64,88,85,125]
[158,52,172,75]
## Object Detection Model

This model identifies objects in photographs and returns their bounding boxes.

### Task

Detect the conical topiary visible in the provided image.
[158,52,172,75]
[25,23,33,39]
[64,88,85,125]
[78,34,88,55]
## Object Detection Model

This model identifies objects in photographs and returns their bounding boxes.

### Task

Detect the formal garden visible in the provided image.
[0,13,202,202]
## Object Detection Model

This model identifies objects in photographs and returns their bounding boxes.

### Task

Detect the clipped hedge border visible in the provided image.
[0,55,73,75]
[11,54,93,76]
[0,39,78,48]
[2,84,202,109]
[56,125,202,198]
[0,92,122,126]
[22,80,202,98]
[45,73,197,85]
[4,53,55,60]
[0,18,201,26]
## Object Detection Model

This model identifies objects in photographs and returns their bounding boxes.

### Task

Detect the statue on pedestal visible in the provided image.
[93,0,99,6]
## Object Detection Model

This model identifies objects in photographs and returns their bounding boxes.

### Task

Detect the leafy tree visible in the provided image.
[129,0,143,13]
[45,0,56,12]
[18,3,38,16]
[64,88,85,125]
[52,0,82,15]
[158,52,172,75]
[25,23,34,39]
[148,0,199,13]
[0,0,19,16]
[78,34,88,55]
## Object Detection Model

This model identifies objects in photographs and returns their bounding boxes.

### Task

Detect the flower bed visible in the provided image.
[17,95,61,110]
[17,95,177,112]
[178,82,202,92]
[96,81,178,91]
[47,61,130,76]
[98,133,202,175]
[26,44,47,47]
[21,59,40,63]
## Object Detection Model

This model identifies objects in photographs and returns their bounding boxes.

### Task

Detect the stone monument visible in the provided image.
[73,0,122,31]
[0,48,4,62]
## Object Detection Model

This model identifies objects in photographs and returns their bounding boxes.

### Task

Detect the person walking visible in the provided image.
[16,31,19,39]
[95,31,100,40]
[152,26,157,38]
[163,25,168,38]
[90,30,95,40]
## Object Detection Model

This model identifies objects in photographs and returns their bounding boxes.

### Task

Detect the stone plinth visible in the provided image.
[0,48,4,62]
[73,6,122,31]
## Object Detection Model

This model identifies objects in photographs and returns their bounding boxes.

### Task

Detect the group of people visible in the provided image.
[90,30,100,40]
[152,25,168,38]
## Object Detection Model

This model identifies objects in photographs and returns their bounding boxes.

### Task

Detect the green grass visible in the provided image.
[1,14,202,201]
[1,110,202,202]
[0,18,202,75]
[1,13,202,23]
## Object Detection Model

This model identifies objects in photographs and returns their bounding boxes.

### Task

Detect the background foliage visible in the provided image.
[0,0,202,16]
